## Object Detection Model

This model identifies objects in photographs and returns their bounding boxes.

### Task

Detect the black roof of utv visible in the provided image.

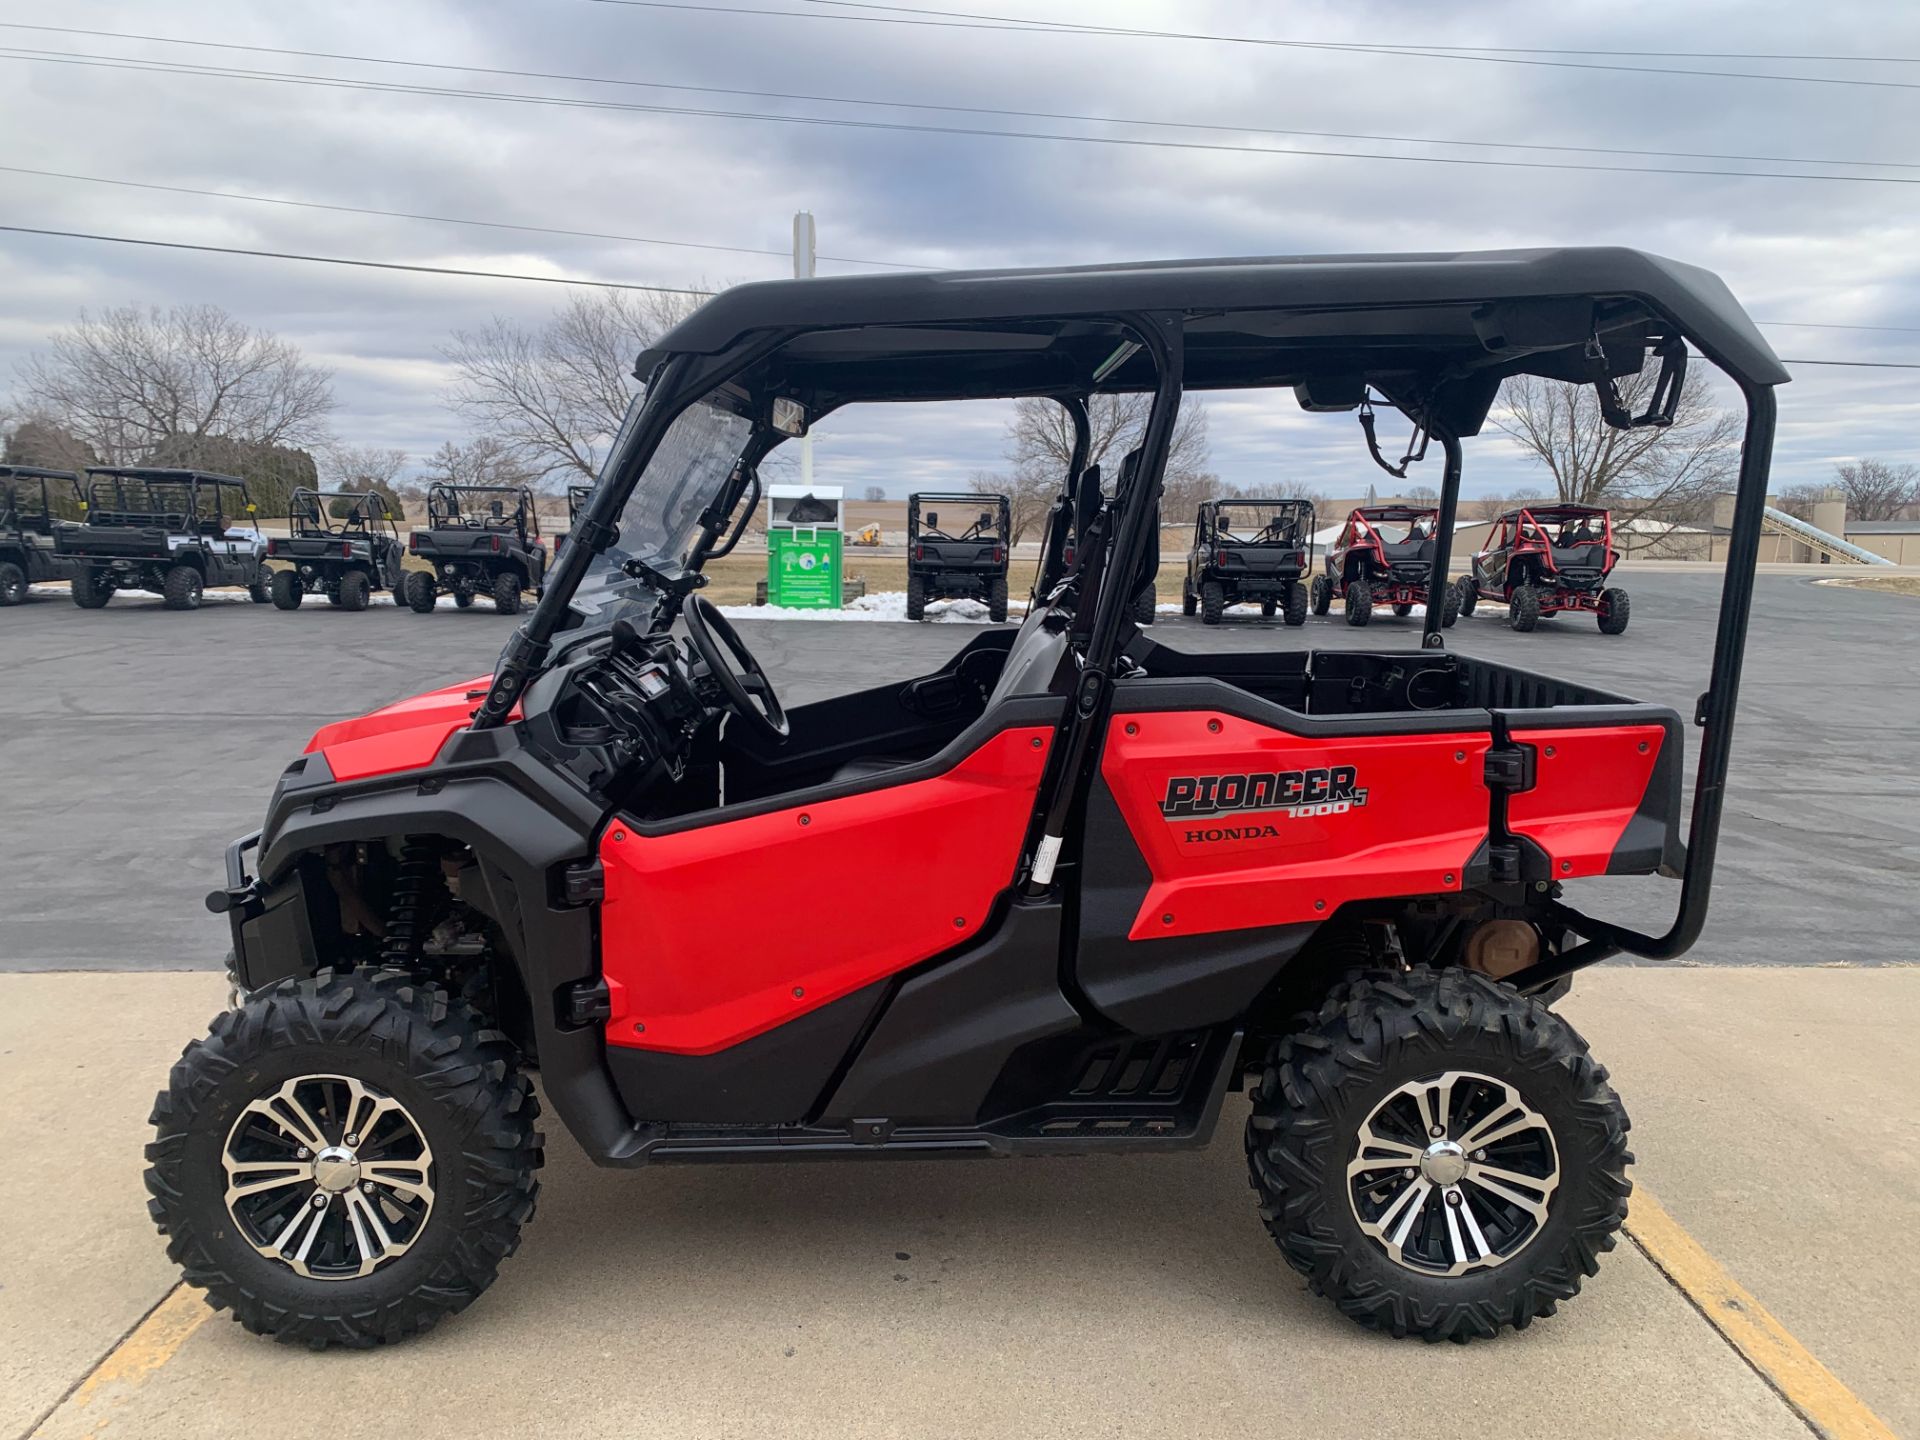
[640,248,1787,427]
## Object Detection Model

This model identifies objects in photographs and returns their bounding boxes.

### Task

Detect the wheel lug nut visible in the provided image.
[344,1133,359,1147]
[1429,1126,1444,1138]
[1446,1190,1463,1207]
[1474,1150,1487,1161]
[311,1193,328,1208]
[1403,1168,1416,1179]
[295,1147,311,1160]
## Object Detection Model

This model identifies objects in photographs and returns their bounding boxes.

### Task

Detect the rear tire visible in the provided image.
[905,574,927,621]
[1510,584,1541,632]
[1131,585,1154,627]
[1182,584,1197,616]
[405,572,438,614]
[1245,967,1631,1342]
[162,564,203,611]
[146,969,542,1350]
[1283,578,1309,627]
[270,570,304,610]
[1310,574,1332,616]
[1441,580,1461,629]
[1200,580,1225,626]
[1597,587,1630,635]
[1344,576,1372,627]
[248,571,271,605]
[0,560,26,606]
[1455,576,1478,617]
[991,575,1011,624]
[71,568,113,608]
[339,571,371,612]
[491,575,522,614]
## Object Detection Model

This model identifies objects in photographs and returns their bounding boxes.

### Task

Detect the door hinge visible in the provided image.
[563,978,612,1026]
[563,859,604,905]
[1483,744,1536,793]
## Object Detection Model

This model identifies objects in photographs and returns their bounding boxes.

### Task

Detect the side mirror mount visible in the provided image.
[925,511,938,529]
[771,397,808,437]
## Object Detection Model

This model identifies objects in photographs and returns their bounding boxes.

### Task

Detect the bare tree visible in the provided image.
[16,304,334,465]
[981,393,1212,544]
[1831,458,1920,522]
[2,411,97,471]
[862,485,886,502]
[1775,482,1833,522]
[420,437,537,490]
[1490,367,1738,523]
[444,288,707,487]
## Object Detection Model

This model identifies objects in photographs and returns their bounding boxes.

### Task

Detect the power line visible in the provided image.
[3,23,1915,173]
[13,162,1920,347]
[0,164,918,270]
[0,224,716,294]
[803,0,1920,63]
[10,225,1920,370]
[593,0,1920,92]
[8,48,1920,189]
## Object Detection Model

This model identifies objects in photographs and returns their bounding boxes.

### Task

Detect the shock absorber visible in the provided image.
[380,838,437,971]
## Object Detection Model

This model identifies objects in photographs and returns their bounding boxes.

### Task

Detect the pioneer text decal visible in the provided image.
[1161,765,1368,819]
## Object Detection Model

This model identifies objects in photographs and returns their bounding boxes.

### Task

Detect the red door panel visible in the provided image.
[1100,711,1491,939]
[599,726,1053,1055]
[1506,725,1663,878]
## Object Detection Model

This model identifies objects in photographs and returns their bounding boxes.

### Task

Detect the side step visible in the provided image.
[607,1029,1243,1166]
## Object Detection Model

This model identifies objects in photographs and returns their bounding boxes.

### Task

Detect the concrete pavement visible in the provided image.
[5,965,1910,1440]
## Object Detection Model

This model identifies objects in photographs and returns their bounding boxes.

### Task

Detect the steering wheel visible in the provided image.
[681,594,789,742]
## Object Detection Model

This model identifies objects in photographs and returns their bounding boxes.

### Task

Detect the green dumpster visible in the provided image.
[764,484,844,609]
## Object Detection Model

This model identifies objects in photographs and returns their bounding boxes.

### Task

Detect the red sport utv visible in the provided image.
[1458,504,1629,633]
[1312,505,1461,628]
[156,250,1785,1349]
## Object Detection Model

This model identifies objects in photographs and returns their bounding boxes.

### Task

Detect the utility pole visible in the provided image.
[792,210,817,489]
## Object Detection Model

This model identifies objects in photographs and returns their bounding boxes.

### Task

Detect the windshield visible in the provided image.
[569,393,754,633]
[1213,501,1308,544]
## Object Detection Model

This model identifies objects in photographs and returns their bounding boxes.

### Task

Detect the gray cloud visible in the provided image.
[3,0,1919,497]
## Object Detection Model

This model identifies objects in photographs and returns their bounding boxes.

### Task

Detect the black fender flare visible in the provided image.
[242,732,636,1161]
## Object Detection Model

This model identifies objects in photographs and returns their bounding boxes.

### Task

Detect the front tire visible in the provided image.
[1393,601,1413,617]
[1310,574,1332,616]
[248,570,271,605]
[1245,968,1630,1342]
[270,570,304,610]
[491,574,522,614]
[1182,583,1197,617]
[0,560,26,606]
[905,573,927,621]
[162,564,203,611]
[1455,576,1478,617]
[991,575,1011,624]
[1597,587,1630,635]
[1441,579,1462,628]
[339,570,372,612]
[146,970,542,1350]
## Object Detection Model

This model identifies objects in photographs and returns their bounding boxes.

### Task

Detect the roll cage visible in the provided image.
[1196,497,1315,550]
[1489,504,1618,578]
[0,466,80,535]
[286,487,402,545]
[79,467,255,531]
[909,492,1010,544]
[425,483,539,540]
[479,248,1786,985]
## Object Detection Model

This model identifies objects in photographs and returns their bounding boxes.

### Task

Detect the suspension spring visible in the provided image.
[380,838,437,971]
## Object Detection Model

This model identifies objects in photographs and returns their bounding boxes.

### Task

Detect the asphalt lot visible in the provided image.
[0,569,1914,971]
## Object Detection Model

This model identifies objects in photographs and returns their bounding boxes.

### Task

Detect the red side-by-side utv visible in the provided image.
[1312,505,1462,629]
[1459,503,1630,633]
[154,249,1785,1350]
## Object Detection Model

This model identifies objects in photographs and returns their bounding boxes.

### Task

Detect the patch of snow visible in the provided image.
[718,590,1014,623]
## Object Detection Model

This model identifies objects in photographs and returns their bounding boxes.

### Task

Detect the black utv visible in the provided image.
[264,488,407,611]
[0,466,84,605]
[403,483,548,615]
[55,468,269,610]
[906,492,1012,621]
[1182,497,1314,625]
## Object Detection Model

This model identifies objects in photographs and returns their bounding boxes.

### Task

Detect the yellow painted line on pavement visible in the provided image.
[29,1284,211,1439]
[1626,1188,1897,1440]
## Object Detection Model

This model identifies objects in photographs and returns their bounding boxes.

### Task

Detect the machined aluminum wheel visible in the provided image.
[222,1074,435,1281]
[1347,1069,1559,1276]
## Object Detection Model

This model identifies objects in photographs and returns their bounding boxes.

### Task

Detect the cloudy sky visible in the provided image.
[3,0,1919,498]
